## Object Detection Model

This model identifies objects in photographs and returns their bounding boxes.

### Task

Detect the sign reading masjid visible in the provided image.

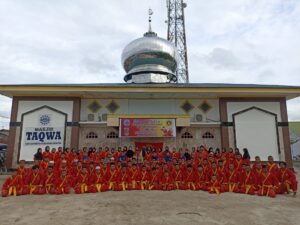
[19,107,66,161]
[119,118,176,137]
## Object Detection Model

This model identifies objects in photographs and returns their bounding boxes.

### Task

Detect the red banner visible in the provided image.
[119,118,176,137]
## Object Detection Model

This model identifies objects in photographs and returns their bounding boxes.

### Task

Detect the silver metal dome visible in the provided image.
[122,31,178,83]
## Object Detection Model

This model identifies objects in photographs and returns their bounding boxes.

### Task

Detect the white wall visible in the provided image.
[234,108,279,161]
[227,102,281,122]
[80,98,220,122]
[17,101,73,122]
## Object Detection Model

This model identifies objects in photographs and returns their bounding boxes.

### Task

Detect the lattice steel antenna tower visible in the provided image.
[166,0,189,83]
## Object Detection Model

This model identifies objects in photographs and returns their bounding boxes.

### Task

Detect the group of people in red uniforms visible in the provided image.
[1,145,298,198]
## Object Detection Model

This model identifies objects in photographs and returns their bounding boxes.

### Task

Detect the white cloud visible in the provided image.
[0,0,300,127]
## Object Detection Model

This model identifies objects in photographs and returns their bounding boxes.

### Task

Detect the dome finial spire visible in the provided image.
[148,8,153,32]
[144,8,157,37]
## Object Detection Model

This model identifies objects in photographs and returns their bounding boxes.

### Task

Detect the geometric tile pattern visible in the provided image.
[181,100,194,113]
[106,100,119,113]
[88,100,101,113]
[198,101,212,113]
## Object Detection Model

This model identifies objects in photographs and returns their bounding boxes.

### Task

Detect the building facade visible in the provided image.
[1,83,300,168]
[1,26,300,168]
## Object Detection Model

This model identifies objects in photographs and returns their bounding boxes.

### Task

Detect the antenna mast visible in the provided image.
[166,0,189,83]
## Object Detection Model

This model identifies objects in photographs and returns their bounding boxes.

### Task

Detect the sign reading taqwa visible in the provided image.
[24,127,64,145]
[19,107,66,161]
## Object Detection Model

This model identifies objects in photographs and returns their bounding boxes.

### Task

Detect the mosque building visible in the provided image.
[1,24,300,169]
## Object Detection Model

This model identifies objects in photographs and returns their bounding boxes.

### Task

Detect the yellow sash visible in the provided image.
[8,186,17,196]
[30,173,39,194]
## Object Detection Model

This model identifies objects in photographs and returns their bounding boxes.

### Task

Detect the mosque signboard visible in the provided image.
[19,106,67,161]
[119,118,176,137]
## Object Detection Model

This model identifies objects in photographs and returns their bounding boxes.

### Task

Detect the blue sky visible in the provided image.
[0,0,300,128]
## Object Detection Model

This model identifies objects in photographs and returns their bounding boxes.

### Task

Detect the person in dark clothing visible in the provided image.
[183,149,191,161]
[242,148,251,160]
[126,147,134,158]
[34,148,43,161]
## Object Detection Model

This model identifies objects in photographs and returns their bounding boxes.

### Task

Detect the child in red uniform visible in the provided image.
[277,162,297,196]
[160,170,175,191]
[223,163,239,193]
[140,165,150,190]
[23,166,44,195]
[54,170,71,194]
[105,163,121,191]
[207,174,222,195]
[184,165,196,190]
[149,167,161,190]
[88,166,107,193]
[195,165,208,191]
[2,170,24,197]
[119,165,129,191]
[257,164,279,198]
[74,167,89,194]
[172,163,185,190]
[127,164,141,190]
[238,164,257,195]
[42,166,56,194]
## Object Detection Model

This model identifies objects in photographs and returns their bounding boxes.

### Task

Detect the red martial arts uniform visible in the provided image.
[238,170,257,195]
[223,169,240,193]
[54,175,71,194]
[2,175,24,197]
[140,170,150,190]
[105,169,121,191]
[160,174,175,191]
[149,171,161,190]
[172,169,186,190]
[257,172,279,198]
[88,172,107,192]
[74,173,89,194]
[195,170,208,191]
[127,169,141,190]
[207,178,222,194]
[277,168,298,194]
[184,169,197,190]
[42,172,56,194]
[24,171,44,195]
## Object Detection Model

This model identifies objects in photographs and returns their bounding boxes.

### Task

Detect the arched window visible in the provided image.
[107,131,118,139]
[86,132,98,139]
[202,132,214,139]
[181,132,193,139]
